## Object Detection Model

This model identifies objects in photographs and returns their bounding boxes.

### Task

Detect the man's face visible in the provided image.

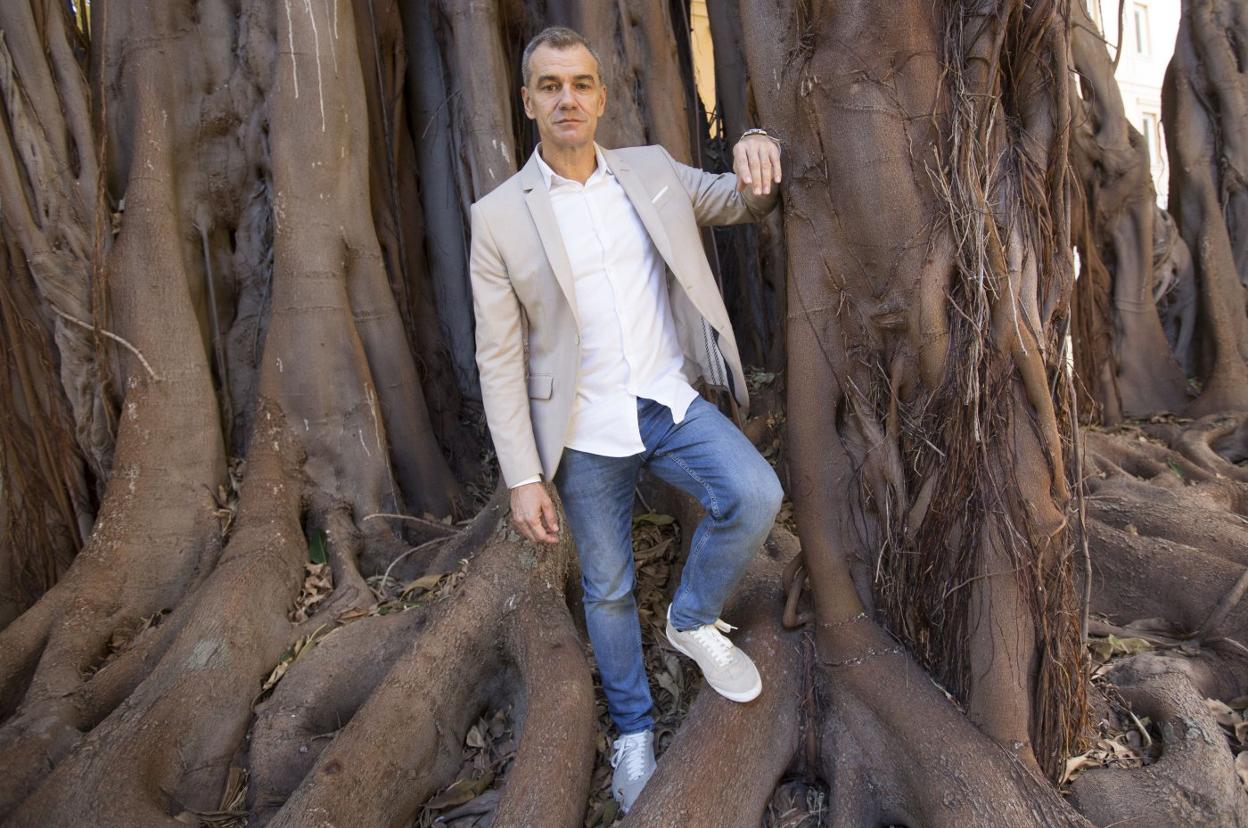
[521,43,606,151]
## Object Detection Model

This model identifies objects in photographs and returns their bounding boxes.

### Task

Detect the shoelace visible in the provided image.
[686,619,737,668]
[611,732,650,782]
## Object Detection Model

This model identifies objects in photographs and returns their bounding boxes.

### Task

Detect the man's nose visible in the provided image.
[557,86,577,108]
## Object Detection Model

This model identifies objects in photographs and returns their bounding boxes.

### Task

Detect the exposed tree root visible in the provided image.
[493,571,597,827]
[813,619,1090,828]
[247,609,430,822]
[1067,417,1248,823]
[1084,422,1248,643]
[625,537,804,827]
[1072,654,1248,826]
[247,502,532,825]
[5,402,304,827]
[0,385,223,815]
[264,514,588,826]
[1145,414,1248,485]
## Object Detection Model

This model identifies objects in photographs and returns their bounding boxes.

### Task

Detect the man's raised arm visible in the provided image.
[660,132,782,225]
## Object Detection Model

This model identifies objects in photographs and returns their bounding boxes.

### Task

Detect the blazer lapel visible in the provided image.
[603,148,678,276]
[519,153,580,327]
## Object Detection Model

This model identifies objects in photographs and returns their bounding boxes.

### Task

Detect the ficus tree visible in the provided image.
[0,1,1245,826]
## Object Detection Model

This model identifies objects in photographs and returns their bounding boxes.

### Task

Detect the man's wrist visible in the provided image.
[510,474,542,489]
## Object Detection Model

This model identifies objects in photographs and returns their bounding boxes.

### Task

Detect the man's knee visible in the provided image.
[723,462,783,528]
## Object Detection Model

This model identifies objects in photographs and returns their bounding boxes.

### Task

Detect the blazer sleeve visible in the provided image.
[658,145,779,226]
[468,202,544,488]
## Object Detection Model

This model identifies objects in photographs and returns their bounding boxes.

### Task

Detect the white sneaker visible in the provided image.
[665,607,762,702]
[610,729,656,814]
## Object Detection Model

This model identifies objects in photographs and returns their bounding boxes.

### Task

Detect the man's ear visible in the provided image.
[520,86,535,120]
[597,83,607,116]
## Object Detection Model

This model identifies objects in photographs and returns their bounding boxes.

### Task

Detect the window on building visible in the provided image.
[1141,112,1159,162]
[1133,3,1151,55]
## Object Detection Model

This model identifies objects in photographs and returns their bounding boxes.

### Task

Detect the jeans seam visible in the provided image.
[672,519,716,627]
[665,453,721,519]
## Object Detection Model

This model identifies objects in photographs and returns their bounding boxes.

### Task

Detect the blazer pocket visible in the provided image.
[526,373,554,400]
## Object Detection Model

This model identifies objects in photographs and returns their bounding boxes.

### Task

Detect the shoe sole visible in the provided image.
[666,631,762,703]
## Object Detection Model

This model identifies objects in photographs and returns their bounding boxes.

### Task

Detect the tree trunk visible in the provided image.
[1069,1,1191,421]
[1164,0,1248,414]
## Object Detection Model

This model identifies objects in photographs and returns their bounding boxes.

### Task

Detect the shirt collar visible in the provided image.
[534,142,612,190]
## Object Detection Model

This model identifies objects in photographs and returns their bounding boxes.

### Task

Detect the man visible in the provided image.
[469,25,783,813]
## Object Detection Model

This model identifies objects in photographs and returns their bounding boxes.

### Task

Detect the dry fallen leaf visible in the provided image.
[423,772,494,811]
[401,572,446,597]
[290,562,333,622]
[1206,698,1241,729]
[1060,753,1098,784]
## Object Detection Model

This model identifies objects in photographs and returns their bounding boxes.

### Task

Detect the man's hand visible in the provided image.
[734,133,782,196]
[510,481,561,544]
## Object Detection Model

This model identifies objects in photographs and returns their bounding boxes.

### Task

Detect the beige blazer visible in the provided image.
[469,144,778,487]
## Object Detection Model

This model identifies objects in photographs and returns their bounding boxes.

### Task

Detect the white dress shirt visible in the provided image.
[511,144,698,487]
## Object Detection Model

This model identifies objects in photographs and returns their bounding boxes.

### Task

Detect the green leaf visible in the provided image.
[635,513,675,526]
[308,528,328,564]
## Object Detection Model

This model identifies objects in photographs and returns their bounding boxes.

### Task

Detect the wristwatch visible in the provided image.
[740,128,782,154]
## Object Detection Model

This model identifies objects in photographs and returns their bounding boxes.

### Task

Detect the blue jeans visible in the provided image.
[554,396,783,735]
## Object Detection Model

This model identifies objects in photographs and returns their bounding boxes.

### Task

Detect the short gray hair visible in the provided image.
[521,26,602,87]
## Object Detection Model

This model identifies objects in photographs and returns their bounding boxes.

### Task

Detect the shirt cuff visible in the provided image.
[510,474,542,489]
